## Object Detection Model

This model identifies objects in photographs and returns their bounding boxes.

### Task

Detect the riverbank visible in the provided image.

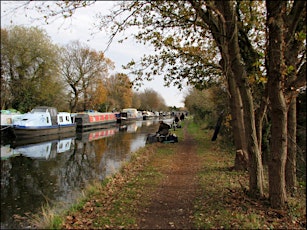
[35,118,306,229]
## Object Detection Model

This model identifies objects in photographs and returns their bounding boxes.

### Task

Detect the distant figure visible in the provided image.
[211,111,224,141]
[157,120,170,136]
[180,113,185,121]
[174,115,179,124]
[172,115,180,130]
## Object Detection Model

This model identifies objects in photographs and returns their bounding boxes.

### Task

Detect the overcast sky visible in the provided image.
[1,1,187,108]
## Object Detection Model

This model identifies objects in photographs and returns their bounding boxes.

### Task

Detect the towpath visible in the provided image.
[137,124,202,229]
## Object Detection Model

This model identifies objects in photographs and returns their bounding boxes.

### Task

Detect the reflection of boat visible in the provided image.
[118,121,143,133]
[135,120,143,128]
[117,108,142,123]
[144,119,154,126]
[12,106,76,138]
[127,123,138,133]
[56,138,73,153]
[14,141,54,160]
[2,138,74,160]
[0,145,20,160]
[76,126,118,142]
[74,111,117,131]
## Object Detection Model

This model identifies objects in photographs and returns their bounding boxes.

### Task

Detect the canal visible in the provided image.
[1,118,171,229]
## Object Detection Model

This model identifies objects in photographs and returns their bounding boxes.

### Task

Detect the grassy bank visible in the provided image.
[33,118,306,229]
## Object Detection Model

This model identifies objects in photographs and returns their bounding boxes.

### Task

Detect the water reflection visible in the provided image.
[0,119,163,229]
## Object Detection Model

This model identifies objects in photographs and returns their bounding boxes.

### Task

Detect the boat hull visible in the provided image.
[11,131,76,147]
[13,124,76,138]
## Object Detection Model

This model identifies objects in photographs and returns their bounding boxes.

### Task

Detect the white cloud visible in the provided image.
[1,1,185,107]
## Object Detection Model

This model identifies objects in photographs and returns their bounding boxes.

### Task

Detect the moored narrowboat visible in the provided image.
[116,108,142,123]
[74,111,117,131]
[12,106,76,138]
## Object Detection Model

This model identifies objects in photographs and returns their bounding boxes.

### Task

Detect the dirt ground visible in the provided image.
[137,127,202,229]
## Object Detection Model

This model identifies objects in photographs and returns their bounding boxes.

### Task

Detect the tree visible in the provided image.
[104,73,133,110]
[59,41,114,112]
[282,1,306,195]
[184,86,227,127]
[131,91,141,109]
[185,88,213,123]
[88,79,108,111]
[0,29,11,110]
[137,88,167,111]
[266,0,306,207]
[1,26,65,112]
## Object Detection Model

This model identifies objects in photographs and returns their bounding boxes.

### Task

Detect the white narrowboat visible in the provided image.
[13,106,76,138]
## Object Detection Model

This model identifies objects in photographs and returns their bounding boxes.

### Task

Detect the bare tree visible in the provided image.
[59,41,114,112]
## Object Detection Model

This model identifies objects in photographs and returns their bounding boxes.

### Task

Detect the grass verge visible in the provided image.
[190,120,306,229]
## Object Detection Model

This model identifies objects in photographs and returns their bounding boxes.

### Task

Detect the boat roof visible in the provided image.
[31,106,58,116]
[122,108,137,112]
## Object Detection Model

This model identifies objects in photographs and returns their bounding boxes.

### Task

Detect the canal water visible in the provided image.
[1,118,172,229]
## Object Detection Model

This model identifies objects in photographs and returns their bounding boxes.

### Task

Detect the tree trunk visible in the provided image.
[211,1,265,196]
[266,0,288,209]
[219,57,249,170]
[227,72,248,171]
[234,69,264,198]
[267,84,288,208]
[286,98,297,195]
[255,88,269,153]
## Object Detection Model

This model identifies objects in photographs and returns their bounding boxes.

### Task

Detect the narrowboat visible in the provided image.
[74,111,117,131]
[142,111,156,120]
[12,106,76,138]
[116,108,142,123]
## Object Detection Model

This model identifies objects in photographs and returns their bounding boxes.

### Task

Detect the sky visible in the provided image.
[1,1,187,108]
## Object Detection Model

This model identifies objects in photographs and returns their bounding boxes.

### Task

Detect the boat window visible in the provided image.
[66,116,70,122]
[46,117,49,123]
[59,116,63,122]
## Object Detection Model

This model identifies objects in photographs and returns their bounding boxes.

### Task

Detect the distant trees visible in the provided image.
[104,73,133,111]
[59,41,114,112]
[1,26,65,112]
[184,86,227,127]
[136,88,167,111]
